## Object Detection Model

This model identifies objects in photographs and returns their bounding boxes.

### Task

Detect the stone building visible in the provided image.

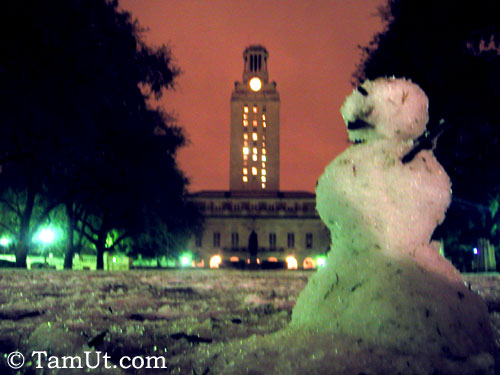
[188,45,330,269]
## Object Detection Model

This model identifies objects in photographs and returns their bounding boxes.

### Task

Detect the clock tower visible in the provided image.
[229,45,280,192]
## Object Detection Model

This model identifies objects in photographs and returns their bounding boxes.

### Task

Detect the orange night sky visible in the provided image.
[119,0,385,193]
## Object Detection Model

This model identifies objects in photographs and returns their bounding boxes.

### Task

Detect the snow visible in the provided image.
[0,270,498,374]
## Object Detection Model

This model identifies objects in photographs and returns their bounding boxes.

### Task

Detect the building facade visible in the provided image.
[189,45,330,269]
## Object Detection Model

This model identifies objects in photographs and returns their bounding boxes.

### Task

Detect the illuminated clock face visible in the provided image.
[249,77,262,92]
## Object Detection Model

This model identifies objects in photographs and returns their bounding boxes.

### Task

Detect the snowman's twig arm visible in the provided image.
[401,119,447,164]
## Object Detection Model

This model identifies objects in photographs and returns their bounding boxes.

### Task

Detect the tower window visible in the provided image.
[262,169,266,176]
[252,155,258,161]
[262,155,267,162]
[243,176,248,182]
[253,106,258,113]
[243,133,248,140]
[252,133,258,141]
[243,168,248,175]
[243,147,249,155]
[262,162,266,168]
[262,114,266,121]
[243,120,248,126]
[287,233,295,249]
[243,141,248,147]
[253,147,258,154]
[244,106,249,113]
[262,122,266,128]
[261,176,266,182]
[243,155,248,161]
[243,114,248,119]
[253,120,257,127]
[252,167,257,175]
[262,148,266,155]
[261,183,266,189]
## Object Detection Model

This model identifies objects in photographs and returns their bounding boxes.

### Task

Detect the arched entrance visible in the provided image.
[248,231,258,265]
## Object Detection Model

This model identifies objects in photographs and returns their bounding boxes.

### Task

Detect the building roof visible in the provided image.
[190,190,315,199]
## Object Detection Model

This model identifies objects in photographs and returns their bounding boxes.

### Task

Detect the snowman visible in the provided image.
[291,77,496,370]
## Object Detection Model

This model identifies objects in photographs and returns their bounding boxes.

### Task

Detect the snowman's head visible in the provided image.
[341,77,428,145]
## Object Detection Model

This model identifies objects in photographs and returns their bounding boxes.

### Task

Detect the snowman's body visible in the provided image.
[292,77,495,366]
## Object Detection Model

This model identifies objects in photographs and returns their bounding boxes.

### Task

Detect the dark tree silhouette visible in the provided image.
[0,0,200,268]
[354,0,500,265]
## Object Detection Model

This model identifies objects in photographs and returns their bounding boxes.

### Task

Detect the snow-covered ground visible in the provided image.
[0,270,498,374]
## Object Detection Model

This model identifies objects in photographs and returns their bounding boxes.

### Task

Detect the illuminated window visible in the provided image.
[243,120,248,127]
[243,114,248,119]
[262,169,266,176]
[243,176,248,182]
[230,256,240,262]
[262,135,266,140]
[261,183,266,189]
[252,133,258,141]
[253,106,257,113]
[253,120,257,127]
[243,133,248,140]
[243,168,248,175]
[243,147,249,155]
[252,154,258,161]
[252,167,257,175]
[261,176,266,182]
[243,154,248,161]
[262,162,266,168]
[243,141,248,147]
[262,122,267,128]
[253,147,258,154]
[210,255,222,269]
[262,155,267,162]
[262,114,266,121]
[244,106,249,113]
[286,256,298,270]
[303,257,316,269]
[262,148,266,155]
[262,142,266,147]
[268,257,278,262]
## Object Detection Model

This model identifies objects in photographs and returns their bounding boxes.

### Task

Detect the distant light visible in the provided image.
[37,228,55,245]
[210,255,222,269]
[473,248,479,255]
[316,256,327,267]
[249,77,262,92]
[0,238,10,246]
[286,256,298,270]
[180,253,192,267]
[112,256,117,263]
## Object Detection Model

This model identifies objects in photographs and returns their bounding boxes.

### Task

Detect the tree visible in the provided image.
[0,0,199,268]
[354,0,500,265]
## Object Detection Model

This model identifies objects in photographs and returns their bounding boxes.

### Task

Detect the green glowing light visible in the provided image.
[0,237,10,246]
[316,256,327,267]
[37,228,55,245]
[180,253,193,267]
